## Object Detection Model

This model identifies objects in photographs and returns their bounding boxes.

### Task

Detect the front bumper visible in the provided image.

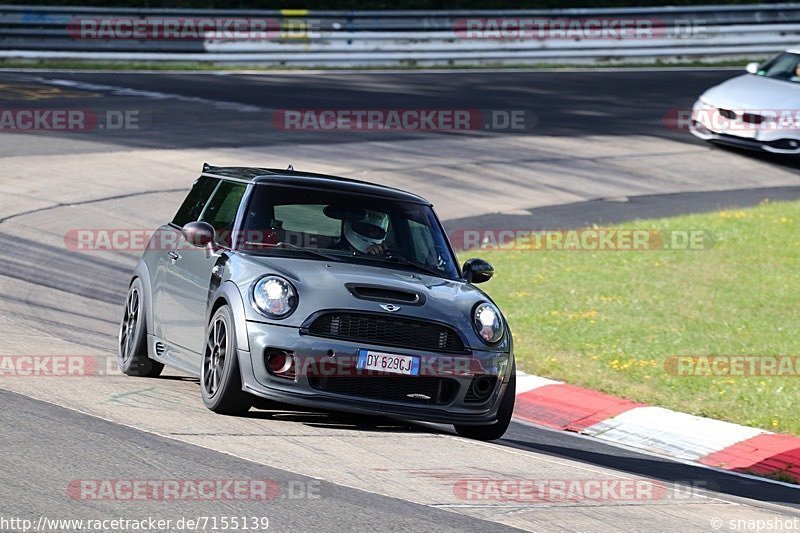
[238,320,514,425]
[689,99,800,155]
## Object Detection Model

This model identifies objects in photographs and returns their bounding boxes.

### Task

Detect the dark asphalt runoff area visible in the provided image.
[0,68,747,153]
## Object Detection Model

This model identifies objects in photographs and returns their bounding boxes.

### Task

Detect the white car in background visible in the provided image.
[691,50,800,154]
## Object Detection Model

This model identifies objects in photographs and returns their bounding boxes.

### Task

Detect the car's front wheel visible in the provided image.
[201,305,252,415]
[117,278,164,378]
[454,368,515,441]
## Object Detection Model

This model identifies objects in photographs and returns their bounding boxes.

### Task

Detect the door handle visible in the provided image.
[168,251,182,262]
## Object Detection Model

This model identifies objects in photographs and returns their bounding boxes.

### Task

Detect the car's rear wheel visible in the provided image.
[201,305,252,415]
[117,278,164,378]
[454,366,515,441]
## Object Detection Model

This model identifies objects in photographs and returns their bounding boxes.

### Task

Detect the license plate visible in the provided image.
[356,349,420,376]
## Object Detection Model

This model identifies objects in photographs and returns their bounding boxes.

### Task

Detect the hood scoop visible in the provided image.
[346,283,425,306]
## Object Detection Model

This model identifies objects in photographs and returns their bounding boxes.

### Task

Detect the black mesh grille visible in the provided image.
[308,374,458,404]
[306,312,467,353]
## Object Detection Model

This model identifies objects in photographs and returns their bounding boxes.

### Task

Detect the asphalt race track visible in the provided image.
[1,68,799,532]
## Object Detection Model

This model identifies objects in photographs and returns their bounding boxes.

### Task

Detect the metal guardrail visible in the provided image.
[0,3,799,65]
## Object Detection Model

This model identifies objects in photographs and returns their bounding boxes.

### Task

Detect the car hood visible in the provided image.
[700,74,800,109]
[229,254,508,352]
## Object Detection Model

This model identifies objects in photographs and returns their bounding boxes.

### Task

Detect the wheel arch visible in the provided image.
[131,260,154,345]
[208,281,250,353]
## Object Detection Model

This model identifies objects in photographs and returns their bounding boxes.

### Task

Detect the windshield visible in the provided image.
[237,184,460,280]
[754,52,800,83]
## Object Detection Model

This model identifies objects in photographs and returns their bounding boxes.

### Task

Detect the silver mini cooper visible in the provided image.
[118,164,515,440]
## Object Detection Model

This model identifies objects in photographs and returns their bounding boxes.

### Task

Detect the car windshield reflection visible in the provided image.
[756,52,800,83]
[238,184,460,280]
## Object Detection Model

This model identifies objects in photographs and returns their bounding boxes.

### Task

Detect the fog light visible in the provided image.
[465,375,497,402]
[266,349,295,379]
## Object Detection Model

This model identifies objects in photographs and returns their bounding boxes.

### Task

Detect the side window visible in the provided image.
[200,180,247,245]
[172,176,217,227]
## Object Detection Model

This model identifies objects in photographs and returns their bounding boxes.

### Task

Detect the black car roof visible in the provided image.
[201,164,430,205]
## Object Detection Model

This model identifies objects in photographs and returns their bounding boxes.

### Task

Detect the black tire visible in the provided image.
[454,367,516,441]
[117,278,164,378]
[201,305,252,415]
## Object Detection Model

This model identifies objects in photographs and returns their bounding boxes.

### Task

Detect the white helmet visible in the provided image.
[343,210,389,253]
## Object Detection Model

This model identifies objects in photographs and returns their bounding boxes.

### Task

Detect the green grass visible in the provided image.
[0,58,756,72]
[469,199,800,435]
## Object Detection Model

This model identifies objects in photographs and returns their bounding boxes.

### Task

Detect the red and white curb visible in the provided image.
[513,371,800,484]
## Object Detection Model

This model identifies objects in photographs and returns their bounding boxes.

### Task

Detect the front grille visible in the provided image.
[306,312,467,353]
[718,108,737,120]
[308,374,458,404]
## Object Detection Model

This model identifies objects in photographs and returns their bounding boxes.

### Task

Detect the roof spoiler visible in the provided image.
[203,163,294,173]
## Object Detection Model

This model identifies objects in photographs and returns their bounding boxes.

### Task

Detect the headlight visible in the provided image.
[252,275,298,319]
[697,96,713,108]
[473,302,504,344]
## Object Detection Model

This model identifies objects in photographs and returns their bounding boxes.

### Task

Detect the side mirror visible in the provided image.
[463,258,494,284]
[745,62,760,75]
[182,221,215,248]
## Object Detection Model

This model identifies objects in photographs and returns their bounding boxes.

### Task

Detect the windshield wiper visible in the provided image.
[244,241,343,262]
[379,254,445,278]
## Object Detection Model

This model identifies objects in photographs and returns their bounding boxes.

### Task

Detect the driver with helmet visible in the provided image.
[334,209,389,255]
